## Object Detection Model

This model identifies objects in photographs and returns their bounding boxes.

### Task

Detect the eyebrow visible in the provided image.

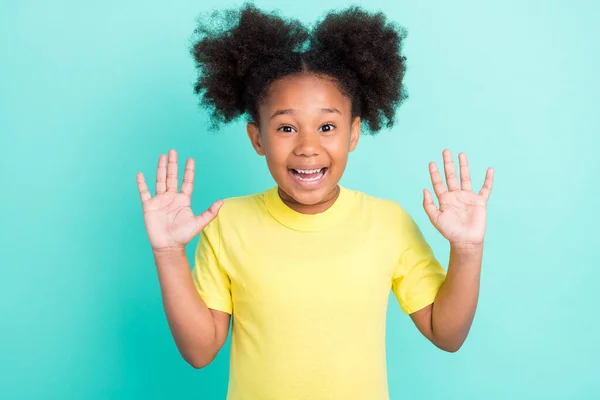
[270,108,342,120]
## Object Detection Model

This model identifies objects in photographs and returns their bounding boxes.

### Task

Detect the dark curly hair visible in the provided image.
[190,3,407,134]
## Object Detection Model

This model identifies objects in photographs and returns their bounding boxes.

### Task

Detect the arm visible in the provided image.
[136,149,230,368]
[410,243,482,352]
[154,248,230,368]
[412,149,494,352]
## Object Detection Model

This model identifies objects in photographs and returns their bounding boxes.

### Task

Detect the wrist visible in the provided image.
[152,246,187,261]
[449,241,484,255]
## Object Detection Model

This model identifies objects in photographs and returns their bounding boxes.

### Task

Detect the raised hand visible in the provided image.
[136,149,223,253]
[423,149,494,247]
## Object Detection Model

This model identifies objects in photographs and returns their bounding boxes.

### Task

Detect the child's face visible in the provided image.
[247,73,360,211]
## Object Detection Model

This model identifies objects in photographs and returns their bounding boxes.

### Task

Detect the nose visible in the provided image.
[294,130,320,157]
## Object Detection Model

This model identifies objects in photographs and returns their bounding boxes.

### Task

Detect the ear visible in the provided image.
[349,116,361,152]
[246,122,265,156]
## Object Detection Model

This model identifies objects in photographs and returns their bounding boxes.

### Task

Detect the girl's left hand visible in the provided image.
[423,149,494,247]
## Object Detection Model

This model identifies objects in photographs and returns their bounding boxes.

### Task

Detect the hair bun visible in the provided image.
[311,6,408,131]
[191,4,308,126]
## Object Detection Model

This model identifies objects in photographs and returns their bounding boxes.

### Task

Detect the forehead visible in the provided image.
[261,74,351,114]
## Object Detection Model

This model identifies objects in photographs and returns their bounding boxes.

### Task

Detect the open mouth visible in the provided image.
[289,167,328,182]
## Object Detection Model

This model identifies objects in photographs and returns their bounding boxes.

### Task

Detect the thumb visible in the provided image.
[194,200,224,231]
[422,189,440,225]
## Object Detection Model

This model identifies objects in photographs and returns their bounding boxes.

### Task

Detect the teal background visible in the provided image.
[2,0,599,398]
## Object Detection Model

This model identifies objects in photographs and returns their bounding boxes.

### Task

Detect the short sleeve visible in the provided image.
[191,217,232,314]
[392,207,447,314]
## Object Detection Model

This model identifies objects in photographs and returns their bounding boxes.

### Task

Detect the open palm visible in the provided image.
[423,150,494,246]
[136,149,223,252]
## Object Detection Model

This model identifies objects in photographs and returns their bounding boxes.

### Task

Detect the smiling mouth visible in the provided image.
[289,167,328,182]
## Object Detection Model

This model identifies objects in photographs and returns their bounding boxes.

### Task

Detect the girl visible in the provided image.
[136,4,494,399]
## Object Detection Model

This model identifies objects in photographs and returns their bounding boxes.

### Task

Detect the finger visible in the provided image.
[442,149,460,191]
[195,200,224,230]
[423,189,441,224]
[166,149,178,193]
[156,154,167,195]
[458,152,472,192]
[137,172,152,203]
[478,167,494,201]
[181,158,195,197]
[429,162,447,197]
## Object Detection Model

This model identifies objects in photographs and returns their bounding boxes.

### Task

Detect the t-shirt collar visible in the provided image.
[263,185,353,232]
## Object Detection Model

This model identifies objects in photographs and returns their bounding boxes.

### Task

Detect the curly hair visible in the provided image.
[190,3,407,134]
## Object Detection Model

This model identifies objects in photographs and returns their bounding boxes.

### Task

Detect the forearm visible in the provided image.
[153,249,219,367]
[431,243,483,351]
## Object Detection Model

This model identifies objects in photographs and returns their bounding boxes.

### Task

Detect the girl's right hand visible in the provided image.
[136,149,223,253]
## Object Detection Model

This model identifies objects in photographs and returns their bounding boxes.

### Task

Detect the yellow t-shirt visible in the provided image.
[192,185,447,400]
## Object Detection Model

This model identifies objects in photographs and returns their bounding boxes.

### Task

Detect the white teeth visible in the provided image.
[295,168,322,174]
[293,168,325,181]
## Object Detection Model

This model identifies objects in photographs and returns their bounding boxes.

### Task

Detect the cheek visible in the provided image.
[263,137,291,165]
[322,134,351,160]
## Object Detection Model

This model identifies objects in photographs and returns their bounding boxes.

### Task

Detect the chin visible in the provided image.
[280,181,338,207]
[288,189,327,206]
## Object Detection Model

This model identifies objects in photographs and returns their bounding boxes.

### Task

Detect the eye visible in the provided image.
[277,125,296,133]
[319,123,336,133]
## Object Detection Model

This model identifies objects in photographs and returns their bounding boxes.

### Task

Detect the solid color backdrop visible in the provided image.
[1,0,598,398]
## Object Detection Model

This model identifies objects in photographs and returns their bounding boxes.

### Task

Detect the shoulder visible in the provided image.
[345,187,412,224]
[348,189,431,252]
[221,191,265,215]
[206,190,268,233]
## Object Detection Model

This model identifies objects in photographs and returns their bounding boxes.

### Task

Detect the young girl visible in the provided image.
[136,4,493,399]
